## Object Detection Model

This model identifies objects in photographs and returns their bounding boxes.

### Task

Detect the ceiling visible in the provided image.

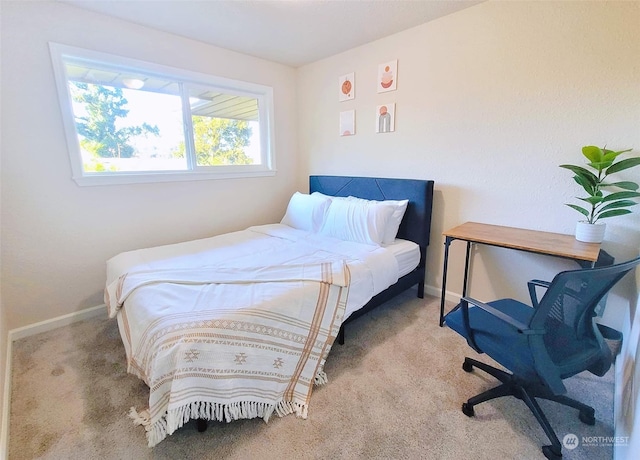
[61,0,483,67]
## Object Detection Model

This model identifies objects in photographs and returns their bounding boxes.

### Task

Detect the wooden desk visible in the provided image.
[439,222,602,326]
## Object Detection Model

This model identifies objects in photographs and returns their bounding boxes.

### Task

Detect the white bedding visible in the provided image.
[107,223,419,320]
[105,223,420,445]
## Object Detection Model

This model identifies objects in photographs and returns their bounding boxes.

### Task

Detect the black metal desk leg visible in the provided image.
[462,242,472,297]
[440,237,453,326]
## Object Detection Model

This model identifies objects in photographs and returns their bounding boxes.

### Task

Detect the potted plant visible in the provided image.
[560,145,640,243]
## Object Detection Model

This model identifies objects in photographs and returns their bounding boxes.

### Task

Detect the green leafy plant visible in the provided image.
[560,146,640,224]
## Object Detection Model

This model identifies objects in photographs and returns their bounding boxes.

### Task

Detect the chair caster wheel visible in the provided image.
[462,402,475,417]
[542,445,562,459]
[196,419,208,432]
[579,410,595,425]
[462,360,474,373]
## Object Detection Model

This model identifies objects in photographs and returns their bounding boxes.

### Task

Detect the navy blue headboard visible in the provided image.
[309,175,434,249]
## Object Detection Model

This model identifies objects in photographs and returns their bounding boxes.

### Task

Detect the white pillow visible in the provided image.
[311,191,340,201]
[319,198,395,245]
[344,196,409,244]
[381,199,408,244]
[280,192,331,232]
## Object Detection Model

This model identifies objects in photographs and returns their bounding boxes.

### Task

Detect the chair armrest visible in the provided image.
[527,279,551,308]
[461,296,545,335]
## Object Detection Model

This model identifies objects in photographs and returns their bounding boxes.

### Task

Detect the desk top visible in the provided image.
[443,222,601,262]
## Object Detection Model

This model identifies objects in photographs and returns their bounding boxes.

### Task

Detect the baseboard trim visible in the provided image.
[9,304,107,342]
[614,353,623,460]
[0,338,12,460]
[425,284,459,305]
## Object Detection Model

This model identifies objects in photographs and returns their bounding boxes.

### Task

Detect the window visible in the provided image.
[49,43,275,186]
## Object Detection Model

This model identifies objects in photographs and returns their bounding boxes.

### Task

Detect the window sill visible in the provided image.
[72,168,277,186]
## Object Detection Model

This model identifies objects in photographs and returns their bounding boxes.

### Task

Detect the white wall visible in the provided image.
[297,0,640,325]
[0,125,5,456]
[0,1,299,331]
[615,266,640,459]
[0,4,6,440]
[298,3,640,458]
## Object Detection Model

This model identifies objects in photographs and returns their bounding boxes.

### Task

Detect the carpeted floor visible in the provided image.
[9,290,615,459]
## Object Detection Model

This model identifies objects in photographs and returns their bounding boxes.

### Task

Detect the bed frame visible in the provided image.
[309,175,435,344]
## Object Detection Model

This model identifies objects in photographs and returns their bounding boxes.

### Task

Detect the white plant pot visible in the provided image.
[575,221,606,243]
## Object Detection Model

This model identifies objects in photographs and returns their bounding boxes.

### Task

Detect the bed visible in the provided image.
[105,175,434,447]
[309,175,434,343]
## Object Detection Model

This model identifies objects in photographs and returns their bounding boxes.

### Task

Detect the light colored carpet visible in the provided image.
[9,290,614,459]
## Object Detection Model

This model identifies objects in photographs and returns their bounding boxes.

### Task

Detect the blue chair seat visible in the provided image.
[446,298,538,381]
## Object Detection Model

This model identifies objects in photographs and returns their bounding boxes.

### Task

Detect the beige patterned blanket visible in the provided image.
[106,261,350,447]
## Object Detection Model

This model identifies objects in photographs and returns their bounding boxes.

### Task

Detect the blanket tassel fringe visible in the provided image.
[129,370,327,447]
[314,370,328,385]
[130,399,310,448]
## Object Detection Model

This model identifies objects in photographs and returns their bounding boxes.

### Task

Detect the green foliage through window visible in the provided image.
[172,116,253,166]
[71,82,159,159]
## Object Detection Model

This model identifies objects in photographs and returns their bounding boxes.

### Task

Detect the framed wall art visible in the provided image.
[339,72,355,101]
[377,60,397,93]
[376,104,395,133]
[340,110,355,136]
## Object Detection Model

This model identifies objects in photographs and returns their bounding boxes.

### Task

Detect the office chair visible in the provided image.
[444,255,640,459]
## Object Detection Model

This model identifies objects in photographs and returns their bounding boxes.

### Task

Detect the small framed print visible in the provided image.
[339,72,355,101]
[376,104,395,133]
[340,110,355,136]
[377,60,397,93]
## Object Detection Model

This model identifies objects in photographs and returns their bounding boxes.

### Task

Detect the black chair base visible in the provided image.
[461,357,596,460]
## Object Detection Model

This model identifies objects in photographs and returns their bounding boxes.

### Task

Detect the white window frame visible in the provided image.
[49,43,276,186]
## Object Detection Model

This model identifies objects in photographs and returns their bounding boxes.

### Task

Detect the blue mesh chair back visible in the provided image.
[529,259,638,391]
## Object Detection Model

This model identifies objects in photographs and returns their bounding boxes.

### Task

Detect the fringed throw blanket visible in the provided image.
[105,261,350,447]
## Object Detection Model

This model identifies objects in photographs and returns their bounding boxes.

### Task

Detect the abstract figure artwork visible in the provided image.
[377,60,397,93]
[339,72,355,101]
[340,110,355,136]
[376,104,395,133]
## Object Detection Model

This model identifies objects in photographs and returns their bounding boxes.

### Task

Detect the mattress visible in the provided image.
[384,238,421,279]
[106,224,420,320]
